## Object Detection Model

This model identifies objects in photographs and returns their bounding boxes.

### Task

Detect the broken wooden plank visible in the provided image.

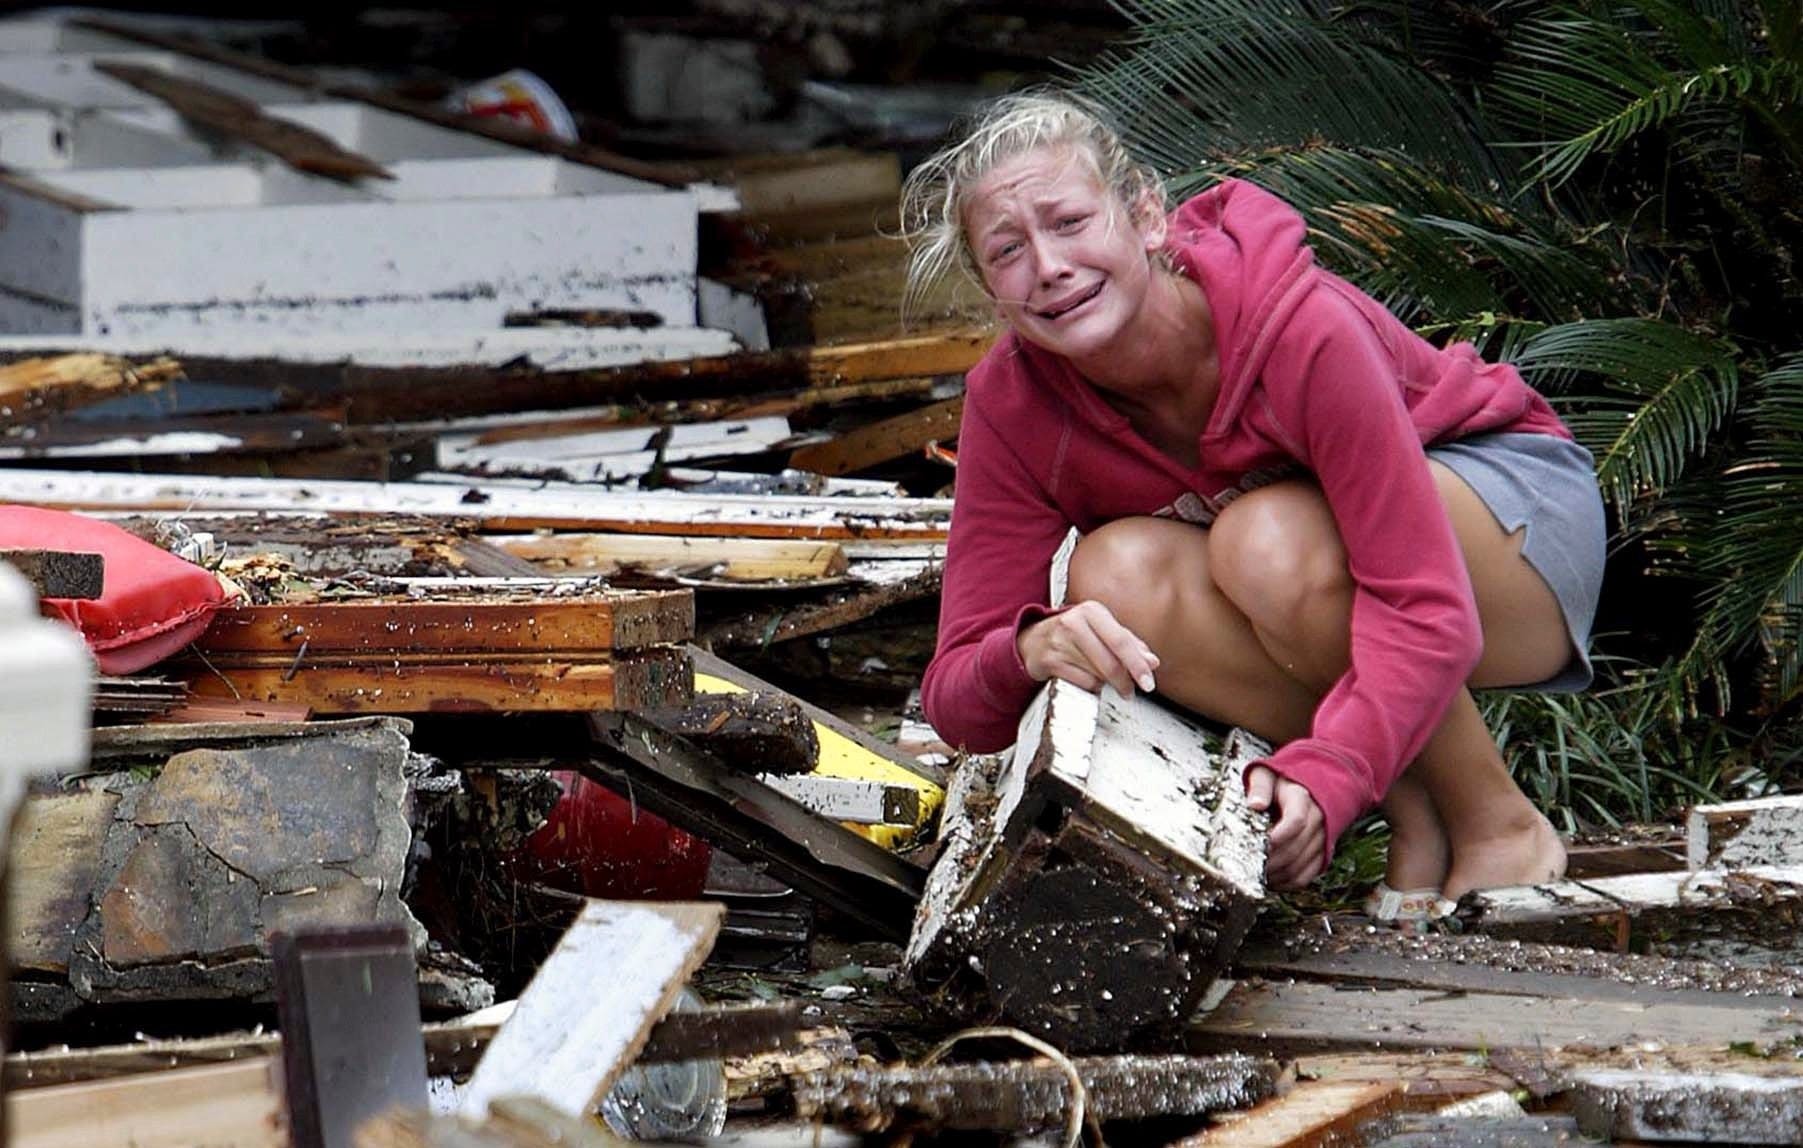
[195,593,694,656]
[0,469,951,541]
[1186,980,1803,1058]
[1363,1113,1583,1148]
[789,1053,1280,1135]
[1454,864,1803,952]
[0,354,181,423]
[5,1057,282,1148]
[1288,1055,1521,1103]
[1568,1066,1803,1144]
[94,62,391,182]
[3,1000,802,1091]
[1172,1080,1404,1148]
[1234,927,1803,1008]
[788,397,965,477]
[757,774,921,825]
[489,533,848,582]
[180,647,693,715]
[699,559,943,649]
[0,550,103,600]
[906,683,1266,1051]
[459,900,723,1119]
[437,416,796,482]
[641,691,819,775]
[1687,796,1803,870]
[585,711,925,939]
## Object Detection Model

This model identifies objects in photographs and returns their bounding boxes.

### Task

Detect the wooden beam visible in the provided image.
[180,647,693,715]
[5,1057,282,1148]
[459,901,723,1119]
[195,593,694,657]
[94,62,391,182]
[788,397,964,477]
[1687,796,1803,869]
[1172,1080,1404,1148]
[488,533,848,582]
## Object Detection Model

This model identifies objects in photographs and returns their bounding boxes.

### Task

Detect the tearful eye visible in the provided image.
[1055,214,1088,231]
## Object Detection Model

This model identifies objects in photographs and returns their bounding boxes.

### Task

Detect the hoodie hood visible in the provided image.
[1164,179,1319,433]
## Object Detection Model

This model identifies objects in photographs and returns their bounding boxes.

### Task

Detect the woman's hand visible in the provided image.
[1017,601,1160,697]
[1245,764,1326,889]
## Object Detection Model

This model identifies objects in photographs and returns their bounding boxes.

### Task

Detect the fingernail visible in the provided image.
[1137,672,1156,693]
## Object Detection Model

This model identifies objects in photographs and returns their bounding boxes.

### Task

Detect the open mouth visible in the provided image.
[1036,282,1103,320]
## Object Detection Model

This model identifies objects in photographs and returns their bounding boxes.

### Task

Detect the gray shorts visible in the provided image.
[1427,432,1607,692]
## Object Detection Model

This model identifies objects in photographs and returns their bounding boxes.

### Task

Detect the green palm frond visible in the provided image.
[1080,0,1499,180]
[1511,319,1741,514]
[1677,355,1803,707]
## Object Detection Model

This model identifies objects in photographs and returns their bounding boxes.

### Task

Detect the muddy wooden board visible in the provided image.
[195,592,693,656]
[1186,980,1803,1058]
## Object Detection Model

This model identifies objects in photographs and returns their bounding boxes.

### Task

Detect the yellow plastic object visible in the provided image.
[695,672,943,848]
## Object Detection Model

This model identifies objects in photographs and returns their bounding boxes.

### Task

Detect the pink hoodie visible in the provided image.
[922,179,1571,861]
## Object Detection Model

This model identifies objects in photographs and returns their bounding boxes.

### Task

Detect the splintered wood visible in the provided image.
[906,680,1267,1052]
[179,590,694,714]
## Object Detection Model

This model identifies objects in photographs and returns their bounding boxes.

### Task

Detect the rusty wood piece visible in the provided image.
[460,901,723,1119]
[0,550,103,600]
[789,1053,1279,1134]
[1687,796,1803,870]
[94,62,390,181]
[1569,1067,1803,1144]
[1454,864,1803,952]
[180,646,693,715]
[642,691,818,775]
[0,354,181,422]
[1173,1080,1405,1147]
[4,1057,282,1148]
[197,593,693,656]
[789,397,965,477]
[701,561,942,649]
[585,712,924,939]
[1186,980,1803,1058]
[490,533,847,582]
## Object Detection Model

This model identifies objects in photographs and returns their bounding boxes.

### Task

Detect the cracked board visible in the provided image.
[906,680,1267,1052]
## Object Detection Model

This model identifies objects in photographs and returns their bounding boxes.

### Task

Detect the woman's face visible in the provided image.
[964,146,1166,360]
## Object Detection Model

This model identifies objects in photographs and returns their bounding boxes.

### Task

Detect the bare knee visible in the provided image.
[1210,484,1351,636]
[1067,517,1206,631]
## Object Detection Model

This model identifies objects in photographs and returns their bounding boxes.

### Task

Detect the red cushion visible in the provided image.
[0,506,227,674]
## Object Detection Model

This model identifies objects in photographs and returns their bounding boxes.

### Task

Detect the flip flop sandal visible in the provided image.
[1363,881,1456,927]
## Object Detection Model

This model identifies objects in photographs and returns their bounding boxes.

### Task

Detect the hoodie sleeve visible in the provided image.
[920,387,1073,753]
[1254,283,1484,862]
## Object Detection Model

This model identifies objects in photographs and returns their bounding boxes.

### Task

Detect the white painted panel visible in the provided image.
[441,416,792,464]
[0,325,738,368]
[267,102,517,161]
[374,157,561,201]
[0,109,63,168]
[0,179,89,303]
[2,110,221,172]
[0,53,308,109]
[0,22,140,56]
[79,188,699,332]
[40,165,265,209]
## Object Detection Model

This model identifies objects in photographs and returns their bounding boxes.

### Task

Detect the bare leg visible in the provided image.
[1068,462,1571,897]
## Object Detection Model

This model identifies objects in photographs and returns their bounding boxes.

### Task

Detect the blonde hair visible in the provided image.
[898,89,1167,322]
